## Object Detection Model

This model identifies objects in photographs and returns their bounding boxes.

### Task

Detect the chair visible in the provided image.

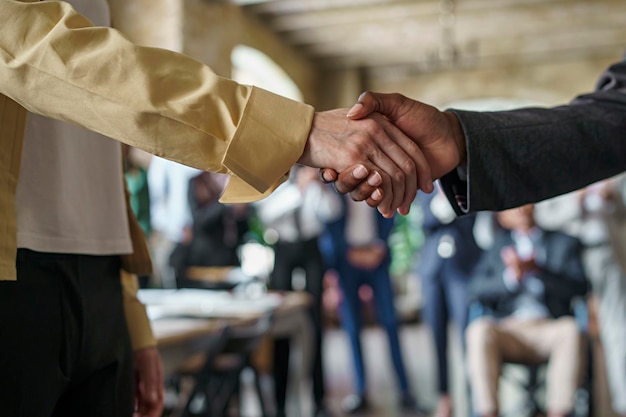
[174,311,274,417]
[467,299,593,417]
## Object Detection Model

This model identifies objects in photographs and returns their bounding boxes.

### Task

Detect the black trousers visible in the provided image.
[270,238,326,414]
[0,249,134,417]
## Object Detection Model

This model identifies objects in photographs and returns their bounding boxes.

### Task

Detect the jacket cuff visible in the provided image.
[220,87,314,201]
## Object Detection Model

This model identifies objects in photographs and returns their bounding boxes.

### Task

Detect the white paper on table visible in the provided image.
[138,289,282,320]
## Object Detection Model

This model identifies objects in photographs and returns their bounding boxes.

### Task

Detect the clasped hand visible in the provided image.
[300,92,466,217]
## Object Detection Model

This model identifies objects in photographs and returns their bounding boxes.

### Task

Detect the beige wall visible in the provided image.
[107,0,318,104]
[107,0,619,112]
[366,54,620,109]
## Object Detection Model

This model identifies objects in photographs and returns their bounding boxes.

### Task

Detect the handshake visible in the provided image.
[298,92,467,217]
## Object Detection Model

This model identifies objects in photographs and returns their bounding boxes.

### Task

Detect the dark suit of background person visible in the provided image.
[321,196,419,414]
[255,166,342,417]
[414,189,482,417]
[186,172,249,270]
[440,52,626,215]
[465,205,589,417]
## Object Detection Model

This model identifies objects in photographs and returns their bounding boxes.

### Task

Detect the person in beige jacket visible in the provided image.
[0,1,433,280]
[0,1,432,416]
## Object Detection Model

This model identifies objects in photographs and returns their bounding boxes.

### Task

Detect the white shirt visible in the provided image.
[255,177,341,242]
[345,198,377,247]
[16,0,133,256]
[147,156,199,242]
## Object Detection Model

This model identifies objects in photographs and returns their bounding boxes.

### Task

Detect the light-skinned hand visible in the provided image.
[133,346,164,417]
[299,108,431,217]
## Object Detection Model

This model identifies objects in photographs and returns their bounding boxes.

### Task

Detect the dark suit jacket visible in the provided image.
[468,227,589,320]
[416,191,482,282]
[441,52,626,214]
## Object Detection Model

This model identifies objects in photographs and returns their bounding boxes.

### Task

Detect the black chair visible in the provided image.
[174,312,274,417]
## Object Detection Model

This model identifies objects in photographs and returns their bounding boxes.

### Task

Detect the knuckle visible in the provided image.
[393,170,406,185]
[402,158,416,174]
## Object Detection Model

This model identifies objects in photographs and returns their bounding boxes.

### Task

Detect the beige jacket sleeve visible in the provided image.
[0,0,314,201]
[121,269,156,350]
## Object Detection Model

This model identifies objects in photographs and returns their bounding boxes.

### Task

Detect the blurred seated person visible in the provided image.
[172,171,251,287]
[466,204,589,417]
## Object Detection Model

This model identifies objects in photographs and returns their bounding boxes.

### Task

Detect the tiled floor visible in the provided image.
[239,321,606,417]
[241,322,472,417]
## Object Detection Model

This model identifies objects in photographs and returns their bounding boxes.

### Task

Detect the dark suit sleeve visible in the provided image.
[536,234,589,303]
[440,54,626,214]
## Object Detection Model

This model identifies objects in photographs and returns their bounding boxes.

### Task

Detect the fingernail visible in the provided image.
[346,103,363,118]
[352,165,368,179]
[367,172,382,187]
[371,189,382,201]
[321,170,334,183]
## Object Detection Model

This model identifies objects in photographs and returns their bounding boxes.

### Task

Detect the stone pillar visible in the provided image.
[316,67,366,110]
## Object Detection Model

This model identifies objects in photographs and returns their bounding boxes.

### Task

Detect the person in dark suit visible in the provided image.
[324,51,626,214]
[171,171,251,288]
[465,204,589,417]
[414,190,482,417]
[320,196,422,415]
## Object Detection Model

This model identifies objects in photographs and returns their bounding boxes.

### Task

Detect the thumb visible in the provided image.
[346,91,381,119]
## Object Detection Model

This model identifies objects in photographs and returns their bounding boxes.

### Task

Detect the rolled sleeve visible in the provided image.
[220,87,314,202]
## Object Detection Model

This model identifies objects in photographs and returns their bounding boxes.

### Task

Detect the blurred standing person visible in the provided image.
[255,166,342,417]
[414,189,482,417]
[578,175,626,417]
[321,196,423,415]
[147,156,199,288]
[173,171,250,286]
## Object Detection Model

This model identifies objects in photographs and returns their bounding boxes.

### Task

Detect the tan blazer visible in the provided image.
[0,0,314,348]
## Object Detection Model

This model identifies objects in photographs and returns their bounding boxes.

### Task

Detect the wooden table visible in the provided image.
[147,290,313,417]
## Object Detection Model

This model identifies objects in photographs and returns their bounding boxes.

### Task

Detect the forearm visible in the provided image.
[440,57,626,214]
[443,99,626,213]
[1,0,313,198]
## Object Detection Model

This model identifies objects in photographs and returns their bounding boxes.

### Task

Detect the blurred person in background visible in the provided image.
[255,166,342,417]
[147,157,199,289]
[320,196,424,415]
[466,204,589,417]
[532,179,626,417]
[172,171,251,287]
[414,189,482,417]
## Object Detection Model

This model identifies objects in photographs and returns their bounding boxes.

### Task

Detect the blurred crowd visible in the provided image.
[126,148,626,417]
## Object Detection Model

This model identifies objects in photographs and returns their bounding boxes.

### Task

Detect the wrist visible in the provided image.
[443,111,466,167]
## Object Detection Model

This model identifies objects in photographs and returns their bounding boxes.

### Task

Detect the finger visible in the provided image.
[366,114,419,214]
[338,171,382,202]
[346,91,378,119]
[332,164,371,195]
[367,188,384,207]
[371,113,434,210]
[319,168,337,184]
